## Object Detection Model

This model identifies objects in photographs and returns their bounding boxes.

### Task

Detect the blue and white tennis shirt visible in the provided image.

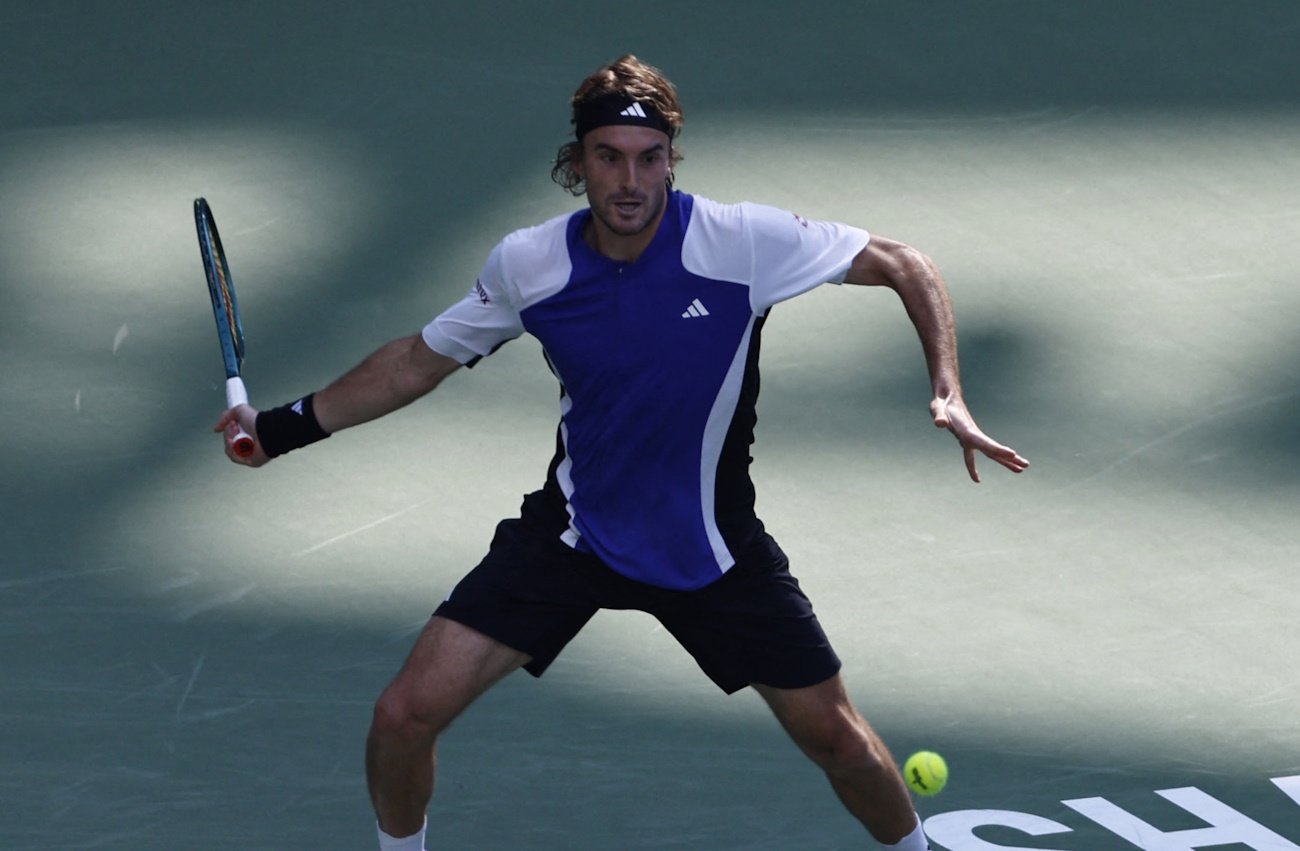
[423,191,870,591]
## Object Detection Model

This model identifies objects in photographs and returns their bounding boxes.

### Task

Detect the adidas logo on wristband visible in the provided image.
[256,394,330,458]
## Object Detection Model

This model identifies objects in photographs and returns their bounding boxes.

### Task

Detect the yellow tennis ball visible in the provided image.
[903,751,948,796]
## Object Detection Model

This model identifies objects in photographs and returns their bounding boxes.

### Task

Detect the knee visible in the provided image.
[370,683,444,747]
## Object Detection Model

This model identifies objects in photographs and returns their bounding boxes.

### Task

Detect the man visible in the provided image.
[217,55,1028,850]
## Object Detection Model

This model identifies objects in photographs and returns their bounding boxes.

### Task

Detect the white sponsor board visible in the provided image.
[925,776,1300,851]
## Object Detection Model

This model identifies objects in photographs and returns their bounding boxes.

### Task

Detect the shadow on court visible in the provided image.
[3,2,1299,849]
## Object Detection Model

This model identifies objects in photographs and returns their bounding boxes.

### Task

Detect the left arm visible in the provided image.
[843,236,1029,482]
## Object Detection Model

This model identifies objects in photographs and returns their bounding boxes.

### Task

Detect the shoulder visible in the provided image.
[682,193,758,237]
[494,211,574,267]
[682,194,810,283]
[482,211,577,306]
[684,194,829,247]
[684,193,740,223]
[679,194,742,282]
[684,192,871,309]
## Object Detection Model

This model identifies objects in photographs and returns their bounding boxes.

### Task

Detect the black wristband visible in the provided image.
[255,393,331,458]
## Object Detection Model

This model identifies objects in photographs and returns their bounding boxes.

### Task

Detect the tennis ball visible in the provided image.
[903,751,948,796]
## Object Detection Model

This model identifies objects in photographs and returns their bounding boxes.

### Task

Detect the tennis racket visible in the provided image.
[193,197,255,457]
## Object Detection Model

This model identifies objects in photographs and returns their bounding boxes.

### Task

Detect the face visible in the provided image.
[575,124,672,245]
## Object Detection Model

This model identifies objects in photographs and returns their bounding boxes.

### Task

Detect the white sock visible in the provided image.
[377,818,427,851]
[883,817,928,851]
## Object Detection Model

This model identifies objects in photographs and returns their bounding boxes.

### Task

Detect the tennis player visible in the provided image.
[217,55,1028,851]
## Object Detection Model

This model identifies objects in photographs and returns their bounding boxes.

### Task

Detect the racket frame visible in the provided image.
[194,197,255,457]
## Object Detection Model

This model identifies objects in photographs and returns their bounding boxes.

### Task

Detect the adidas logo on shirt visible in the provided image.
[291,399,305,415]
[681,298,710,318]
[620,102,649,119]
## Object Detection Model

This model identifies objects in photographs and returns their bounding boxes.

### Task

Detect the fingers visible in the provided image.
[215,405,267,466]
[223,419,248,459]
[967,434,1030,476]
[222,420,268,466]
[991,445,1031,474]
[212,408,238,432]
[932,395,1030,480]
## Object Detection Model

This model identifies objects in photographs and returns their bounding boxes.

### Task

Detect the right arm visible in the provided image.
[215,333,461,466]
[314,333,461,432]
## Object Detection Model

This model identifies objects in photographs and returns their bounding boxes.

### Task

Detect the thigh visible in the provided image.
[654,535,842,694]
[435,495,606,679]
[383,615,531,730]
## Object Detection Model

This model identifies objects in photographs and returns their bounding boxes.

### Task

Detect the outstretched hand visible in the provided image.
[930,394,1029,482]
[213,405,270,467]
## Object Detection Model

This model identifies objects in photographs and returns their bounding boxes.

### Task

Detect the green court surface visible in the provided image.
[2,3,1298,849]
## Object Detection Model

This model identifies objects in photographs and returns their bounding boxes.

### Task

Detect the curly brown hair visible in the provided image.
[551,55,685,196]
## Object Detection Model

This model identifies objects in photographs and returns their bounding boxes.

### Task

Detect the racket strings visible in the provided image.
[205,221,244,359]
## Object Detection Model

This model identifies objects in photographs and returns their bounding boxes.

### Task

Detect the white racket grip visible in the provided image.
[225,377,249,409]
[224,377,255,457]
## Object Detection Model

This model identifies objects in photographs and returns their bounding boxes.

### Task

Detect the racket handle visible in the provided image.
[225,377,255,458]
[231,430,255,458]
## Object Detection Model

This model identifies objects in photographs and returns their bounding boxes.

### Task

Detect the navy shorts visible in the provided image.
[435,491,841,694]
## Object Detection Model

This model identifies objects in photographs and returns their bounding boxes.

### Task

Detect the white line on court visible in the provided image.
[294,501,429,556]
[174,654,204,722]
[173,582,256,621]
[1023,105,1101,133]
[1060,388,1300,491]
[228,217,283,237]
[0,565,129,590]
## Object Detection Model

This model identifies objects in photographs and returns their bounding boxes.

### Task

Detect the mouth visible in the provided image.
[611,197,643,216]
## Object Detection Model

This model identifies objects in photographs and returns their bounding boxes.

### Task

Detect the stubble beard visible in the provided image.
[590,182,667,238]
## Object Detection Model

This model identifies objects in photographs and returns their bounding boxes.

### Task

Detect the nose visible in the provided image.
[619,159,638,191]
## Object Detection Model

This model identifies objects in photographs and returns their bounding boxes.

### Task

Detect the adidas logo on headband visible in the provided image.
[575,94,674,139]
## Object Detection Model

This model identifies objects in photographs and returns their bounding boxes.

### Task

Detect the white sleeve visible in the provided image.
[742,202,871,313]
[421,243,525,365]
